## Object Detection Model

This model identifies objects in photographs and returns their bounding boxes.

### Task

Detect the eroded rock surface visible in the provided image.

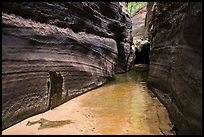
[131,5,147,37]
[2,2,134,130]
[146,2,202,135]
[130,5,150,65]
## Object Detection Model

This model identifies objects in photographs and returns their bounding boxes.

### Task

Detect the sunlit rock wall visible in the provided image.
[146,2,202,135]
[2,2,134,130]
[131,5,147,37]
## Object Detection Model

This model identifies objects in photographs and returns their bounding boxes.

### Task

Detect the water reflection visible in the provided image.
[80,64,174,135]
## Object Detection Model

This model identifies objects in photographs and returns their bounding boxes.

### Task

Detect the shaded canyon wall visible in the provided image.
[2,2,134,130]
[146,2,202,135]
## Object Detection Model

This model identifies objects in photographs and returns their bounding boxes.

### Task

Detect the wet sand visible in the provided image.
[2,65,175,135]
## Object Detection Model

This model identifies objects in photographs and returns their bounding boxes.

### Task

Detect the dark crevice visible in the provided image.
[48,71,63,109]
[134,43,150,64]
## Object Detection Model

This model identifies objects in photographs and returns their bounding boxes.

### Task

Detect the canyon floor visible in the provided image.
[2,65,175,135]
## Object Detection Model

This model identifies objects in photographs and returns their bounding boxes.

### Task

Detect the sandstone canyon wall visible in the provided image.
[146,2,202,135]
[2,2,134,130]
[131,5,147,38]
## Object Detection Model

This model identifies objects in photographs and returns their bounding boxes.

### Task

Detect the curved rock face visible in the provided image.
[146,2,202,135]
[2,2,134,73]
[2,2,134,130]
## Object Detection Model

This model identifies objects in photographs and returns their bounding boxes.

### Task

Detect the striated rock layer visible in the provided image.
[2,2,134,130]
[146,2,202,135]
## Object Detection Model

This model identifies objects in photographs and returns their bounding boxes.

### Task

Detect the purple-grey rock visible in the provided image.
[2,2,134,130]
[146,2,202,135]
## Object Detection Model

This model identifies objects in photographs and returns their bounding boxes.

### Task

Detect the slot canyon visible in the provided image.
[2,2,202,135]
